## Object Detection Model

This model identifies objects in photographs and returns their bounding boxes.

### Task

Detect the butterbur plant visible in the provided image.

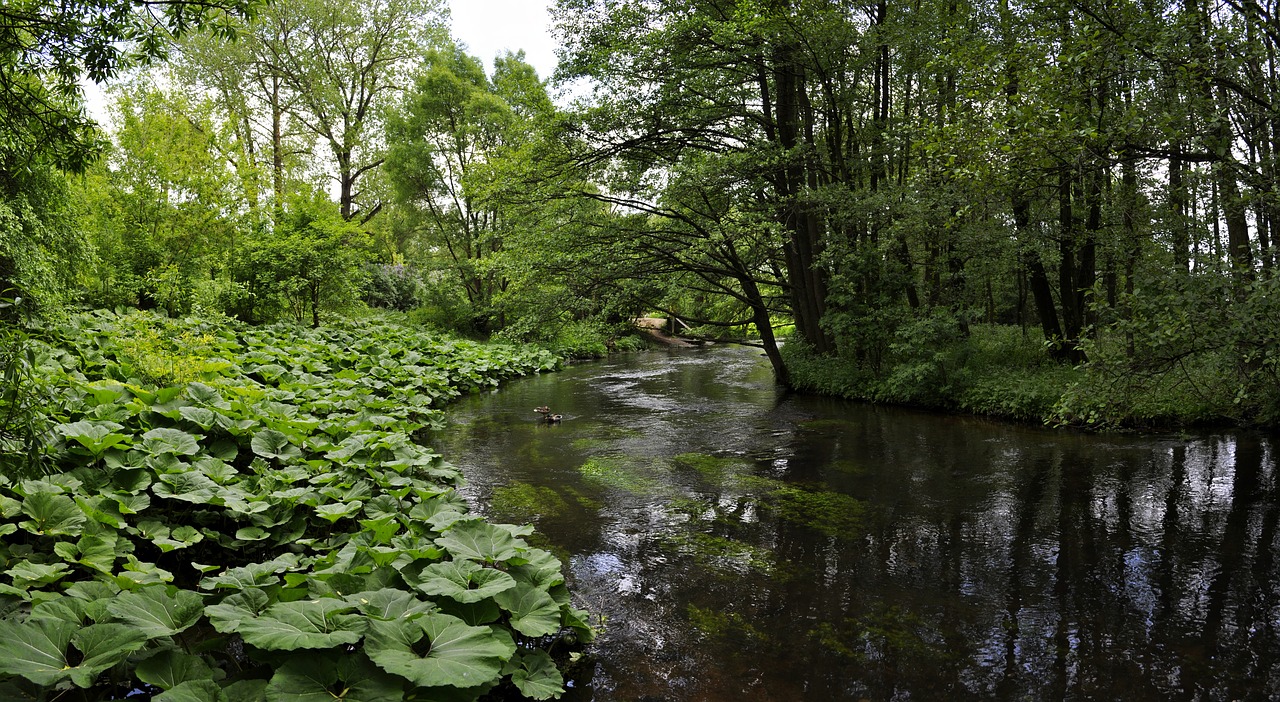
[0,310,587,700]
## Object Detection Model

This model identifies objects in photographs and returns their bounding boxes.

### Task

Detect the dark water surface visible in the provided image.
[430,345,1280,701]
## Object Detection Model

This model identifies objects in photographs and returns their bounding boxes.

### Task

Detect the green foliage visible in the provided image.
[0,0,254,174]
[362,263,422,312]
[230,193,371,325]
[1052,269,1280,428]
[785,322,1079,423]
[0,297,58,477]
[0,309,586,699]
[0,166,85,314]
[73,82,248,316]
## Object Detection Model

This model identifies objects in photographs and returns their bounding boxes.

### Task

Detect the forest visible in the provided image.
[0,0,1277,696]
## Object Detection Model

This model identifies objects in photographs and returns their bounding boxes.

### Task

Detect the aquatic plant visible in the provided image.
[490,483,570,524]
[0,309,590,700]
[576,457,663,495]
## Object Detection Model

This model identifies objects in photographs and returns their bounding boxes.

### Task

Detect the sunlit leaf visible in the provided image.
[19,492,86,536]
[346,589,435,621]
[206,588,271,633]
[435,521,525,563]
[178,406,218,429]
[55,420,130,454]
[314,500,363,523]
[7,561,72,589]
[414,560,517,604]
[252,429,303,462]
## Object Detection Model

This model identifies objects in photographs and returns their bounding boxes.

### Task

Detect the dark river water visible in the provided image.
[430,345,1280,701]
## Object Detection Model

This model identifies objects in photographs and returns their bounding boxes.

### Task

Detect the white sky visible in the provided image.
[448,0,558,81]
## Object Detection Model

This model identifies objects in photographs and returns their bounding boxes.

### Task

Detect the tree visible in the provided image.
[230,190,370,325]
[0,0,255,173]
[74,80,247,315]
[385,47,524,331]
[265,0,446,222]
[0,0,255,313]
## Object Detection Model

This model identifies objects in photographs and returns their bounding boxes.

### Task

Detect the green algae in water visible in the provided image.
[672,452,754,484]
[687,604,766,644]
[808,604,943,662]
[490,483,568,523]
[739,476,864,539]
[571,437,611,452]
[662,529,775,576]
[577,457,662,494]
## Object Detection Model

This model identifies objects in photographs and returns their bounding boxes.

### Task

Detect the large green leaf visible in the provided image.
[225,680,269,702]
[235,599,368,651]
[435,522,525,563]
[363,613,515,689]
[205,588,271,633]
[154,525,205,552]
[30,595,90,626]
[152,471,219,504]
[52,528,118,573]
[56,421,130,454]
[0,618,75,686]
[265,650,403,702]
[155,679,229,702]
[510,650,565,700]
[106,585,205,637]
[314,500,363,523]
[18,492,86,536]
[414,560,517,604]
[7,560,72,588]
[140,428,203,456]
[251,429,303,461]
[135,648,216,690]
[177,406,218,430]
[347,588,435,621]
[111,491,151,515]
[185,382,229,409]
[0,619,148,688]
[493,583,561,638]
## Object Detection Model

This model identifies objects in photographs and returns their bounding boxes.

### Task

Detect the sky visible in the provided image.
[448,0,559,81]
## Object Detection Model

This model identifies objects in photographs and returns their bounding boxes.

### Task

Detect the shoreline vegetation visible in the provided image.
[0,308,593,701]
[641,315,1278,432]
[778,321,1279,432]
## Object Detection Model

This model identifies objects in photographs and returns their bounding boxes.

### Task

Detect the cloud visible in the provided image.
[448,0,558,81]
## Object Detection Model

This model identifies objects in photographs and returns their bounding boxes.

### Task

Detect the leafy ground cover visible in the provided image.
[0,309,592,701]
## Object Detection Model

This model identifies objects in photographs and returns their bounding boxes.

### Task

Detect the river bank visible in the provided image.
[775,323,1279,431]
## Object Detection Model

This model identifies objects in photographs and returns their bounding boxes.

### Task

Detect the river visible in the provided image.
[429,345,1280,701]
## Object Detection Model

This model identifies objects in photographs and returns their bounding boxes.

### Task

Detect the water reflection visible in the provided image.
[429,346,1280,701]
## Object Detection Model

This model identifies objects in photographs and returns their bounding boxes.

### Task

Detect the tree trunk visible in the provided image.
[772,41,833,354]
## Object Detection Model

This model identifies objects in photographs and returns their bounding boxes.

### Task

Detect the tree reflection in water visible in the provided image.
[432,346,1279,701]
